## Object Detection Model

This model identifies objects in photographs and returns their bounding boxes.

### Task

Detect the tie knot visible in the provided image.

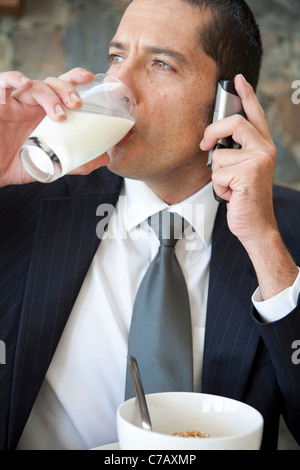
[148,211,185,247]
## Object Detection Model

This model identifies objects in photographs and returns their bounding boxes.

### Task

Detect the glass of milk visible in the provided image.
[19,73,137,183]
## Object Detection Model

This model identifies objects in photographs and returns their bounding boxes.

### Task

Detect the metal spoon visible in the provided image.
[127,355,152,431]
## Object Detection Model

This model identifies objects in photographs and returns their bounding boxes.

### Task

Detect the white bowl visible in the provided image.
[117,392,263,450]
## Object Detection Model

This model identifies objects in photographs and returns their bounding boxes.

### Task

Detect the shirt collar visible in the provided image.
[122,178,219,247]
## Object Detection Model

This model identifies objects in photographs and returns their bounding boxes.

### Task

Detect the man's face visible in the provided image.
[106,0,217,191]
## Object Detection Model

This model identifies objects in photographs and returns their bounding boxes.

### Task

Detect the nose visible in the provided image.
[106,67,138,121]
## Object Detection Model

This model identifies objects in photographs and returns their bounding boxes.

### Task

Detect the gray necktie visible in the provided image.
[125,211,193,399]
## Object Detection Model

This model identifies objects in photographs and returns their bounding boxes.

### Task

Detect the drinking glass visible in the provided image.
[20,73,137,183]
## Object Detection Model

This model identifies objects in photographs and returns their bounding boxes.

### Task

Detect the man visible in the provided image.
[0,0,299,450]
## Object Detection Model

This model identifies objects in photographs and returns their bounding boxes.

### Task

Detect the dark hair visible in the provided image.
[182,0,263,90]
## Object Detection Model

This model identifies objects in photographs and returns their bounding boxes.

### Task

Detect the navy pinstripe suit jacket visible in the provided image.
[0,167,300,450]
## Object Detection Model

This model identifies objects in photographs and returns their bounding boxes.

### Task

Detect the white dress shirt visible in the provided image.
[17,178,300,450]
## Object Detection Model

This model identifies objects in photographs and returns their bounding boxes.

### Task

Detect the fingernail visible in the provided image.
[70,92,82,103]
[237,73,247,83]
[20,76,31,84]
[55,104,65,115]
[200,138,205,149]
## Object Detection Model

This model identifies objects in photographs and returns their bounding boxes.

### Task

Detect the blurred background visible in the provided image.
[0,0,299,450]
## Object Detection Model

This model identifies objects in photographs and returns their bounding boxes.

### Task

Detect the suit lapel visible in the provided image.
[8,171,122,449]
[202,203,260,400]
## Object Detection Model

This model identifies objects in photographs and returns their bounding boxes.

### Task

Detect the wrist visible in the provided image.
[252,266,300,323]
[244,227,299,301]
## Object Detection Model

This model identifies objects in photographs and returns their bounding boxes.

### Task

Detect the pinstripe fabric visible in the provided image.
[203,188,300,449]
[202,202,259,399]
[0,168,122,450]
[0,174,300,449]
[0,180,72,449]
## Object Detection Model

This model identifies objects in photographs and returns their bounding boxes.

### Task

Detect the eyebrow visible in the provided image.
[108,41,189,68]
[145,46,189,68]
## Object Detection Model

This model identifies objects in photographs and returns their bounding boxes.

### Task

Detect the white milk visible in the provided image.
[31,110,135,174]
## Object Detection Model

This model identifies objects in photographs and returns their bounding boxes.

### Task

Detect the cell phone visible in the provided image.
[207,80,245,202]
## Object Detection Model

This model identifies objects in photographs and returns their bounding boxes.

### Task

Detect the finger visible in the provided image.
[58,67,95,86]
[0,71,32,90]
[212,169,233,202]
[43,76,83,110]
[211,147,248,171]
[12,80,68,121]
[212,163,246,203]
[212,145,275,203]
[234,74,272,142]
[43,68,95,112]
[201,113,263,152]
[0,71,32,103]
[11,70,93,122]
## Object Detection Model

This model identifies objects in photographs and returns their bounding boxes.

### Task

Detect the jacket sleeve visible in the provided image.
[251,297,300,445]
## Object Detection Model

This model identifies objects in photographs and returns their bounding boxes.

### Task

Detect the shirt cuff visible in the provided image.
[252,267,300,323]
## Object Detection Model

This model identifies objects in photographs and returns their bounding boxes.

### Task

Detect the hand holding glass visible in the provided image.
[20,73,137,183]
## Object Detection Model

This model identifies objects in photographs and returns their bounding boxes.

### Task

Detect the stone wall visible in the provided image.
[0,0,299,450]
[248,0,300,189]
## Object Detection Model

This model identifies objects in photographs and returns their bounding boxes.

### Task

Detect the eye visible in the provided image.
[108,53,125,64]
[153,59,175,71]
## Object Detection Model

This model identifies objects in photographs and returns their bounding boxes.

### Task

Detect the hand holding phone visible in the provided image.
[207,80,245,202]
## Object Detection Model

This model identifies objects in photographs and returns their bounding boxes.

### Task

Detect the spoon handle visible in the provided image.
[127,355,152,431]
